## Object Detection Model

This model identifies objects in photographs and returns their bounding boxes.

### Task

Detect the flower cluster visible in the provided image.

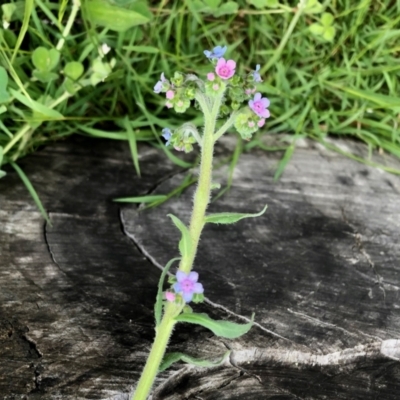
[165,270,204,304]
[154,45,271,145]
[161,123,198,153]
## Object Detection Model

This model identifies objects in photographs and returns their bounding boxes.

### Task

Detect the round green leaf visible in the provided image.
[64,61,84,80]
[48,49,60,70]
[32,70,59,83]
[309,23,324,35]
[32,47,59,72]
[323,26,336,42]
[321,12,334,27]
[32,47,49,71]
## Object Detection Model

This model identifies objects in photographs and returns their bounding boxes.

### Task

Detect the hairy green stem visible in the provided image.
[131,90,226,399]
[179,91,224,274]
[214,110,239,143]
[131,302,182,400]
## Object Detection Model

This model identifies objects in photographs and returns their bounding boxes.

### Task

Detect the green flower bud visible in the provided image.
[174,98,191,113]
[171,71,184,87]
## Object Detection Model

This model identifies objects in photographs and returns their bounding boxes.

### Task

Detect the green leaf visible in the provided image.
[0,145,4,165]
[309,23,324,35]
[31,47,60,72]
[204,204,268,224]
[64,61,84,80]
[113,195,167,203]
[212,1,238,16]
[175,312,254,339]
[304,0,323,14]
[203,0,221,8]
[159,350,230,372]
[63,78,76,95]
[85,0,150,31]
[247,0,278,8]
[1,4,17,23]
[9,162,51,224]
[320,12,334,26]
[10,0,33,64]
[326,83,400,108]
[274,144,295,180]
[123,117,140,176]
[154,257,180,327]
[168,214,192,258]
[0,105,7,114]
[0,66,10,103]
[9,89,63,120]
[123,45,160,53]
[0,170,6,179]
[323,26,336,41]
[32,70,59,83]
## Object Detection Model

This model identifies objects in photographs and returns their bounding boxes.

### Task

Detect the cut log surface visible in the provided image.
[0,135,399,400]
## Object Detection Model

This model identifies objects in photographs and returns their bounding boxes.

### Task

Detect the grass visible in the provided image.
[0,0,400,216]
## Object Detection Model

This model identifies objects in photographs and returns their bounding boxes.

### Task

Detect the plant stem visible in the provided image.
[131,302,182,400]
[179,91,224,274]
[56,0,81,51]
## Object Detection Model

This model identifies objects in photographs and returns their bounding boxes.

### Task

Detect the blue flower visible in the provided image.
[250,64,263,83]
[203,45,227,60]
[154,72,167,93]
[162,128,172,145]
[173,271,204,303]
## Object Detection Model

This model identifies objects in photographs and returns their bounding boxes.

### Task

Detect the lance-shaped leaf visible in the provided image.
[204,204,268,224]
[175,312,254,339]
[159,350,230,372]
[154,257,180,327]
[9,89,63,120]
[168,214,192,258]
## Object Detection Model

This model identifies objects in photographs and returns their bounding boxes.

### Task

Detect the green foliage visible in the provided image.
[1,0,400,214]
[309,12,336,42]
[175,312,254,339]
[204,204,268,224]
[84,0,151,31]
[159,350,230,372]
[168,214,192,258]
[192,0,239,17]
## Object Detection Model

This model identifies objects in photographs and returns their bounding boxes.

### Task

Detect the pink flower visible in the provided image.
[166,90,175,99]
[249,93,270,118]
[215,58,236,80]
[165,291,176,302]
[207,72,215,81]
[258,119,265,127]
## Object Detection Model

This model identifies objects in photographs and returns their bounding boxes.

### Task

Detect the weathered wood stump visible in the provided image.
[1,135,399,399]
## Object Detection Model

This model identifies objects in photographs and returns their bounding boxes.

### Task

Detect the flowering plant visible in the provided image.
[131,46,270,400]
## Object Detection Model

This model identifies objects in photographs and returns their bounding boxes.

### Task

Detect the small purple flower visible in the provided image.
[216,58,236,80]
[162,128,172,145]
[173,271,204,303]
[249,93,270,118]
[203,45,227,60]
[250,64,263,83]
[154,72,167,93]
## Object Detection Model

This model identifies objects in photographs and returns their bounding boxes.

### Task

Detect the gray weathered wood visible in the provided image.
[1,135,400,399]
